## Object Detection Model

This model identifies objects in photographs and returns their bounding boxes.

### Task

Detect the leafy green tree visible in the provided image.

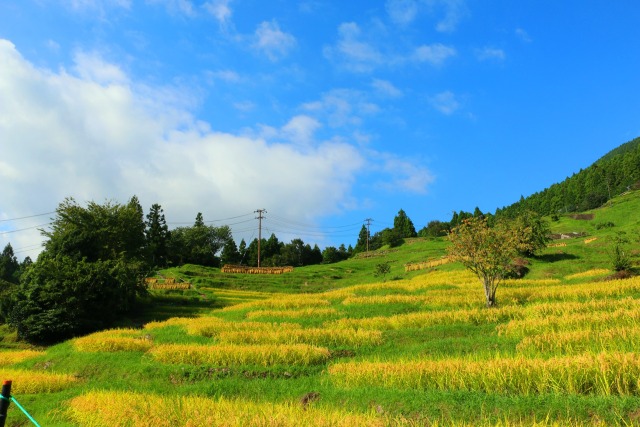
[43,197,146,263]
[145,203,170,267]
[374,262,391,281]
[393,209,417,238]
[168,224,232,267]
[322,246,345,264]
[418,220,449,238]
[447,217,520,308]
[511,210,550,257]
[381,227,404,248]
[7,198,147,344]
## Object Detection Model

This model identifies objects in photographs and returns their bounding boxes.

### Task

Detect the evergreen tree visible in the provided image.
[355,225,369,253]
[145,203,170,267]
[393,209,417,238]
[194,212,205,227]
[220,239,240,265]
[0,243,20,284]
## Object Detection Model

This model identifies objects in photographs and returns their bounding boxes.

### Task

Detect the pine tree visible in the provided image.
[393,209,417,238]
[145,203,170,267]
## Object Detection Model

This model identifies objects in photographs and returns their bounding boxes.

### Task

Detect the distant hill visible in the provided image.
[497,137,640,217]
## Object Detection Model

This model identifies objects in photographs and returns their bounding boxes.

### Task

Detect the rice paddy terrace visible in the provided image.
[1,191,640,426]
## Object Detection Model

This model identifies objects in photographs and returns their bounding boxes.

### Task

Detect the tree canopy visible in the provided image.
[447,217,519,308]
[7,197,148,344]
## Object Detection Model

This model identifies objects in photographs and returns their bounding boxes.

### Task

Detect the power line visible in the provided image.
[0,223,52,235]
[0,211,56,223]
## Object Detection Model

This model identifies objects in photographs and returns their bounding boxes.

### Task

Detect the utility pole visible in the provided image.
[364,218,373,252]
[255,209,267,267]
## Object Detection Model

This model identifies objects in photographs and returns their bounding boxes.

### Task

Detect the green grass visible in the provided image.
[1,190,639,426]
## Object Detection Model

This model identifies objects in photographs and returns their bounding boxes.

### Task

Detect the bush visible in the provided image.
[609,233,632,272]
[595,221,615,230]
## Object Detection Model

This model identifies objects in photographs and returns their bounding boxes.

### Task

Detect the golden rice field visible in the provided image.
[149,343,331,366]
[0,350,44,366]
[328,352,640,395]
[6,265,640,426]
[68,391,388,427]
[0,369,77,394]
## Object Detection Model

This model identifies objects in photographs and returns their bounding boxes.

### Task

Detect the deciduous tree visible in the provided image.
[447,217,519,308]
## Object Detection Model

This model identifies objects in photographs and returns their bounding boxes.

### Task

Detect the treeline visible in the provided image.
[0,199,424,344]
[497,137,640,218]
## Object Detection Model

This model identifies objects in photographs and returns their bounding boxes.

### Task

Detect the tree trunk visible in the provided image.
[483,279,496,308]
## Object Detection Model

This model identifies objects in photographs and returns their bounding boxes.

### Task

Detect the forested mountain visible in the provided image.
[496,137,640,218]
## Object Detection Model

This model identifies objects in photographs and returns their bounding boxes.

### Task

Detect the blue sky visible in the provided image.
[1,1,639,260]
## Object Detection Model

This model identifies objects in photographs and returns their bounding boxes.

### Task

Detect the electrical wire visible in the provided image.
[0,211,56,222]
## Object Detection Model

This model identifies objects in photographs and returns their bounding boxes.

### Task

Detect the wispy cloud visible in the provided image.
[323,22,383,73]
[325,23,456,72]
[372,79,403,98]
[429,90,460,115]
[475,47,505,61]
[430,0,469,33]
[413,43,456,66]
[375,153,434,194]
[147,0,196,17]
[206,69,241,83]
[515,28,532,43]
[204,0,233,27]
[302,89,380,128]
[386,0,419,25]
[253,20,297,61]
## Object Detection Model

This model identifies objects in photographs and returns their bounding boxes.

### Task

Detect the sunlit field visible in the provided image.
[3,261,640,426]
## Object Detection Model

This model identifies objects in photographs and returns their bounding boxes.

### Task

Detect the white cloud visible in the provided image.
[0,39,366,259]
[372,79,403,98]
[323,22,383,73]
[253,20,297,61]
[325,23,456,72]
[429,90,460,115]
[476,47,505,61]
[72,50,129,84]
[375,153,434,194]
[206,69,241,83]
[413,43,456,66]
[204,0,233,26]
[386,0,419,25]
[302,89,380,128]
[281,115,322,147]
[430,0,468,33]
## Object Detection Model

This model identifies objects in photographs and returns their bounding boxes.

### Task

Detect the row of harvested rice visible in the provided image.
[68,391,387,427]
[217,327,382,347]
[516,325,640,354]
[0,369,77,394]
[325,305,524,330]
[497,307,640,337]
[246,307,339,320]
[149,343,330,366]
[328,352,640,395]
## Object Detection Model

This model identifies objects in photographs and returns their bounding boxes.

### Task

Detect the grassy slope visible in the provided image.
[0,190,639,426]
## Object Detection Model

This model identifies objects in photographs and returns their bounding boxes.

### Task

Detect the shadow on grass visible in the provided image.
[534,253,580,262]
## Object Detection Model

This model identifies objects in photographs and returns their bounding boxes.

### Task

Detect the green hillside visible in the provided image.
[1,166,639,425]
